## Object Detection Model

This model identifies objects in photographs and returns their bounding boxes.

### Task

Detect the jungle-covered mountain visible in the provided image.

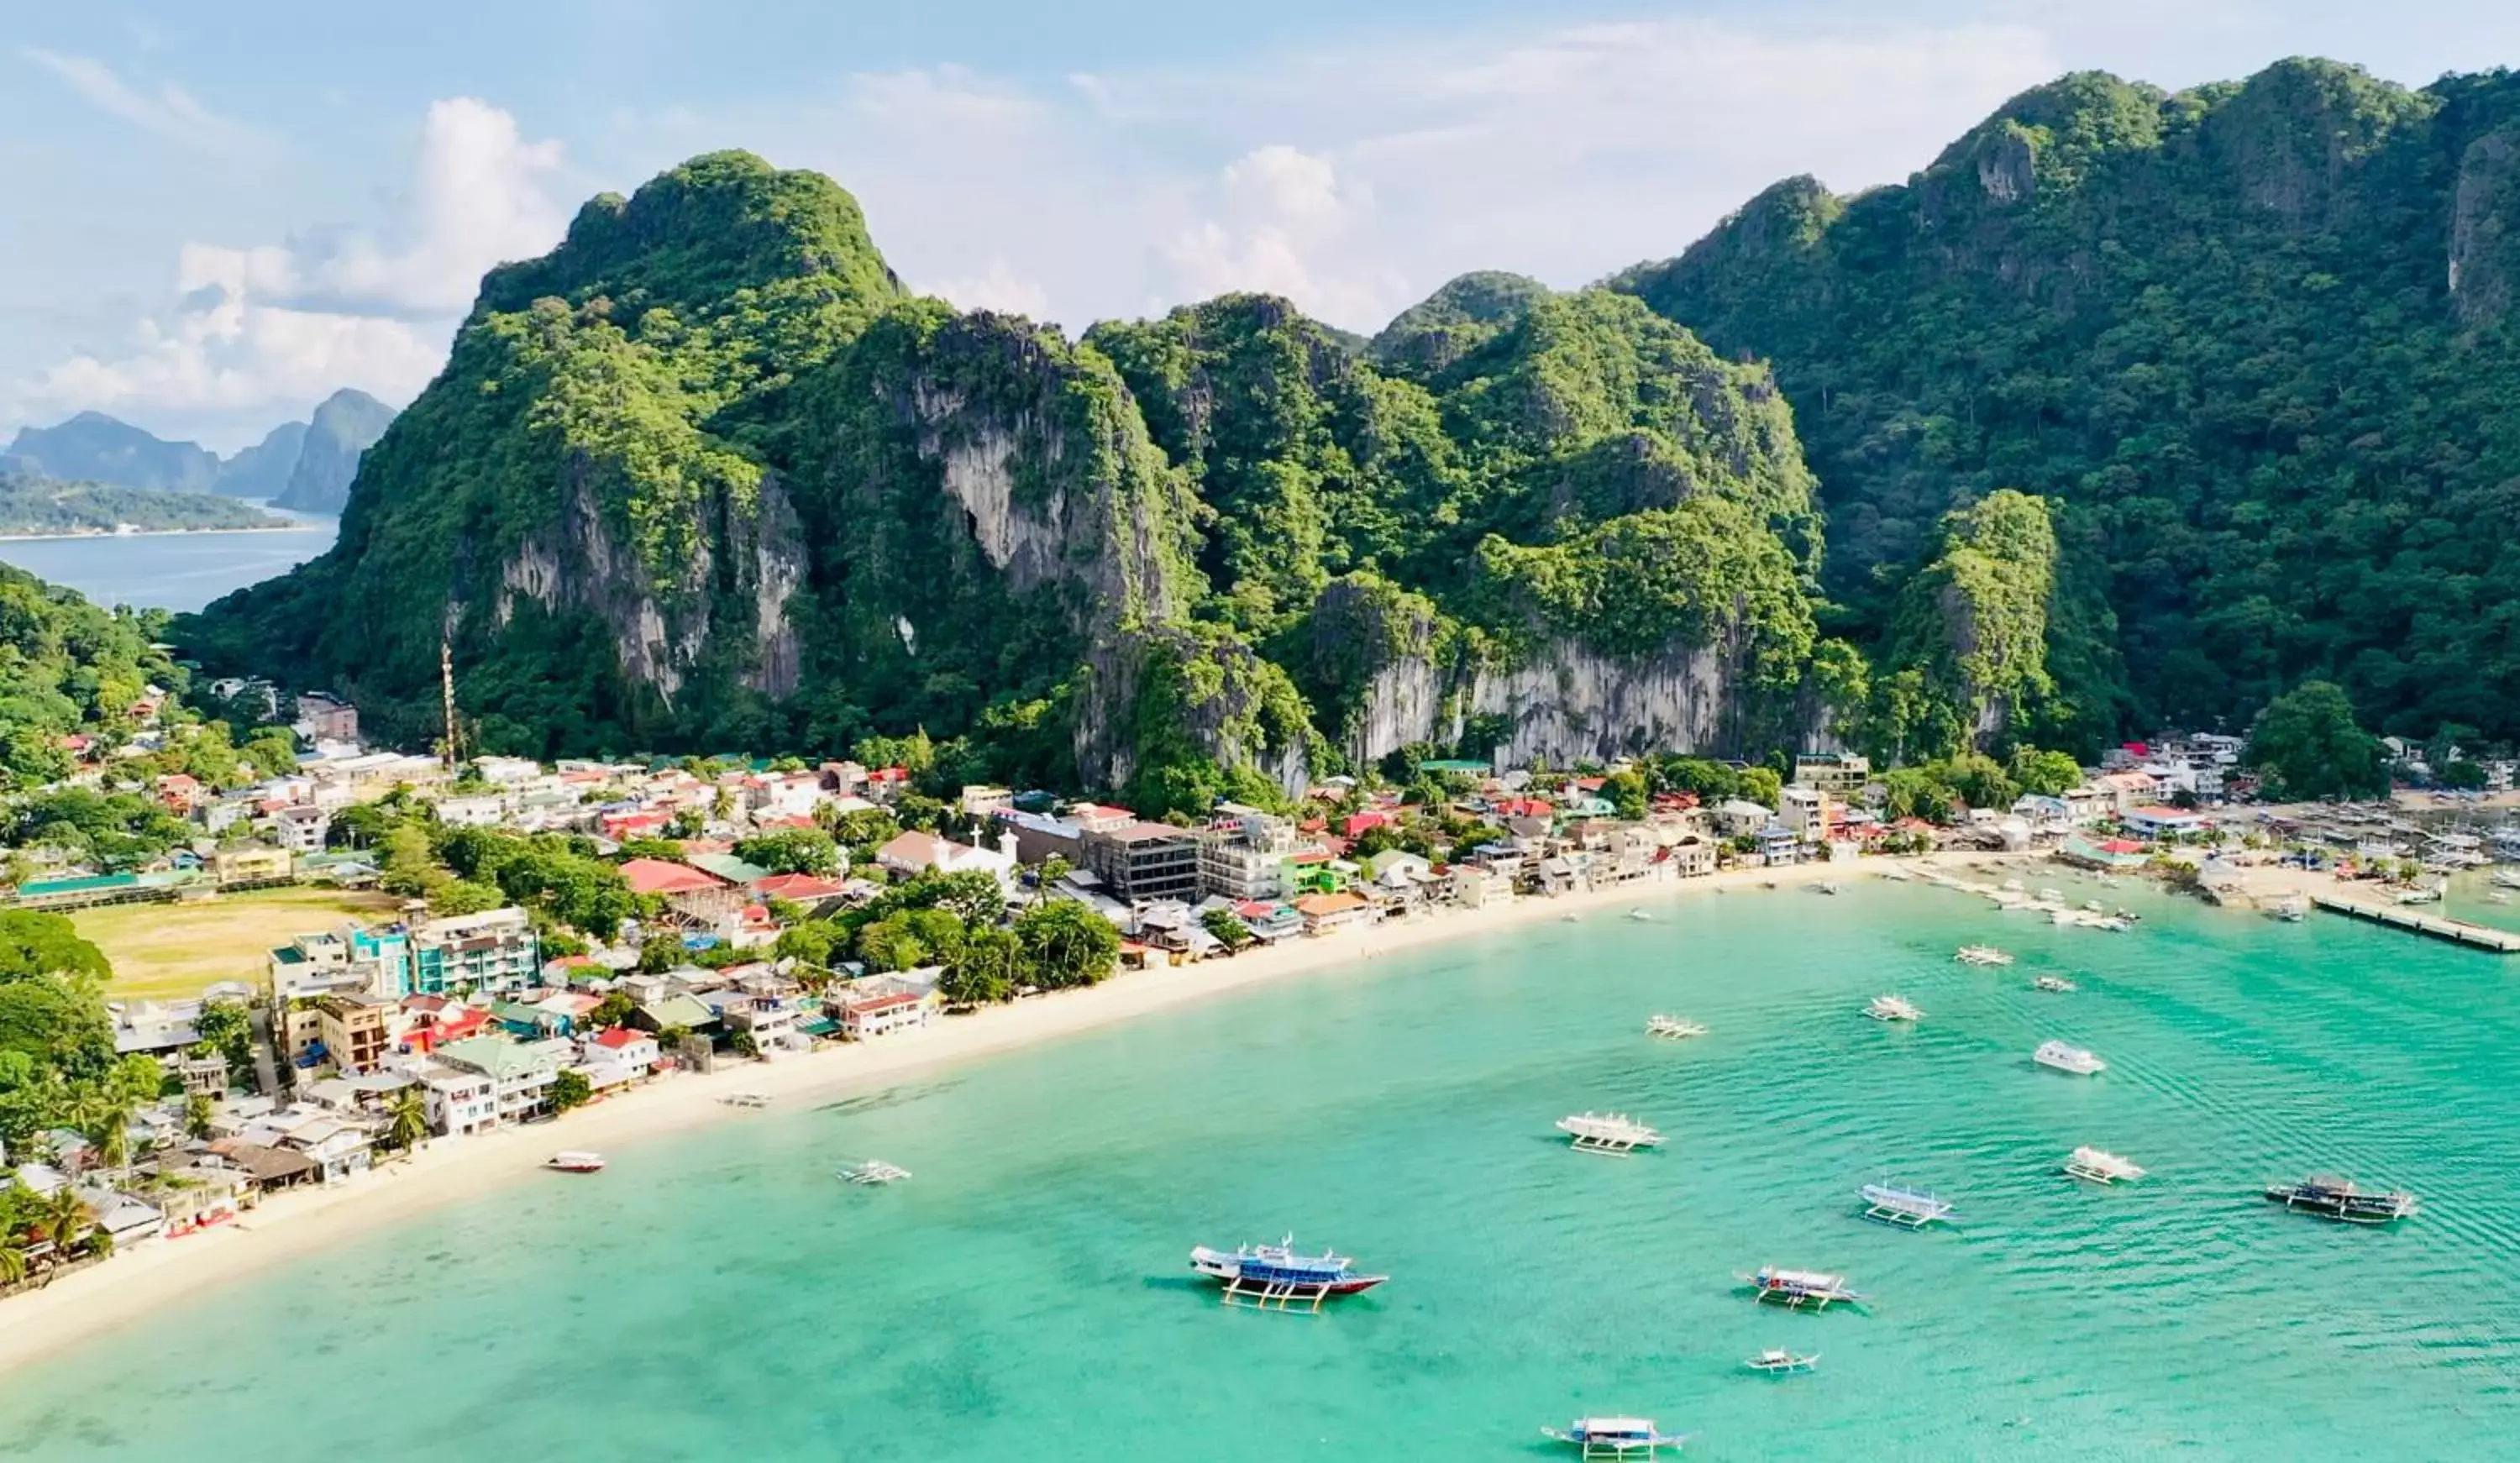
[180,152,1845,809]
[1612,57,2520,748]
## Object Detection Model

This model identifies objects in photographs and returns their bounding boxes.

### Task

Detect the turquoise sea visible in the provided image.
[3,878,2515,1460]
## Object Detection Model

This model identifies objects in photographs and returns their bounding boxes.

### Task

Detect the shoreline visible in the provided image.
[0,522,326,543]
[0,853,2003,1377]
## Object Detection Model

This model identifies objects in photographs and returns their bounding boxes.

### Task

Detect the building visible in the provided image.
[271,922,415,999]
[1791,753,1872,795]
[2123,805,2211,838]
[1756,825,1802,865]
[619,859,744,928]
[839,990,933,1039]
[1714,800,1775,837]
[1779,786,1827,844]
[436,1037,560,1125]
[270,805,331,853]
[1292,890,1373,936]
[433,792,510,827]
[314,994,396,1074]
[296,694,360,742]
[959,784,1015,817]
[410,909,539,996]
[213,845,294,888]
[1081,821,1202,905]
[1199,805,1295,902]
[872,830,1019,889]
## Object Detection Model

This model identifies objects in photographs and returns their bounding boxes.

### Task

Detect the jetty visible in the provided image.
[2307,892,2520,952]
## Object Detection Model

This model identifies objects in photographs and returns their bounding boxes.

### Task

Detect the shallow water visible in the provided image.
[2,878,2514,1460]
[0,501,334,611]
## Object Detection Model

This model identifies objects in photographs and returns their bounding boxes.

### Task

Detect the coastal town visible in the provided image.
[8,660,2515,1319]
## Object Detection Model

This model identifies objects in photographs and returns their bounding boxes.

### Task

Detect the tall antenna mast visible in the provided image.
[439,636,461,769]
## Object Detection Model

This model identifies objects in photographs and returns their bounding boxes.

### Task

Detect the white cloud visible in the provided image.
[315,98,570,314]
[1157,146,1400,327]
[10,98,569,447]
[20,47,266,156]
[919,260,1056,318]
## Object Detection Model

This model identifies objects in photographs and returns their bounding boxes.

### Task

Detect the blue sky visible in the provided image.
[7,0,2516,451]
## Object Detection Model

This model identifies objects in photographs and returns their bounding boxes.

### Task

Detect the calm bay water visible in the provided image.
[2,878,2515,1460]
[0,502,335,611]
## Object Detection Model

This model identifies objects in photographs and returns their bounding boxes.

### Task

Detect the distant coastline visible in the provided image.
[0,522,329,543]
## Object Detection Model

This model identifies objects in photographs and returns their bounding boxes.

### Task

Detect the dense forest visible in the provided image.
[1614,58,2520,747]
[181,58,2520,796]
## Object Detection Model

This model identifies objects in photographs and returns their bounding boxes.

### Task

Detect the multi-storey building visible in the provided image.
[410,908,539,996]
[1082,821,1202,905]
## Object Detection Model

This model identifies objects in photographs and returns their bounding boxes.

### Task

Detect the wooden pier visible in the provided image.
[2309,895,2520,952]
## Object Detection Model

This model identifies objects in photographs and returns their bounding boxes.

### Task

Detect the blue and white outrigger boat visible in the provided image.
[1542,1416,1689,1457]
[1190,1235,1387,1312]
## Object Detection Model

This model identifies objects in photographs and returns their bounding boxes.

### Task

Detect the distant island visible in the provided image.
[0,474,294,537]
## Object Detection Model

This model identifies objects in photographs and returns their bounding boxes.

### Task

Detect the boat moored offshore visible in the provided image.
[1646,1015,1709,1040]
[1746,1348,1819,1374]
[1858,1181,1955,1229]
[1956,945,2014,967]
[2032,975,2078,993]
[1190,1235,1389,1310]
[1557,1111,1665,1154]
[1741,1266,1862,1309]
[2034,1041,2108,1075]
[841,1160,911,1185]
[1542,1417,1689,1457]
[2264,1176,2418,1225]
[1864,994,1923,1022]
[2062,1147,2146,1184]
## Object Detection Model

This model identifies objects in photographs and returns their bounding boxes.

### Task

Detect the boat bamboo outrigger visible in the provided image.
[1741,1266,1862,1310]
[1746,1349,1819,1374]
[1956,945,2014,967]
[2034,1041,2108,1075]
[1557,1112,1664,1154]
[1190,1235,1388,1312]
[1858,1181,1955,1229]
[2264,1176,2418,1225]
[1541,1418,1689,1457]
[1646,1015,1709,1039]
[2062,1147,2146,1184]
[2032,975,2078,994]
[840,1160,911,1185]
[1864,994,1924,1023]
[721,1092,771,1109]
[543,1151,605,1173]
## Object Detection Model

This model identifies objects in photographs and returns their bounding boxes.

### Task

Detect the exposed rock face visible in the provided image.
[2452,125,2520,328]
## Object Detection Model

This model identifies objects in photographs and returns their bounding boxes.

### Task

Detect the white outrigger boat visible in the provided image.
[1646,1015,1709,1039]
[2034,1041,2108,1075]
[840,1160,911,1185]
[2062,1146,2146,1184]
[543,1151,606,1173]
[1557,1111,1665,1155]
[1858,1181,1955,1229]
[2265,894,2310,923]
[1746,1348,1819,1374]
[1864,994,1923,1023]
[2032,975,2077,994]
[1742,1266,1862,1310]
[1955,945,2014,967]
[1626,909,1655,922]
[1542,1417,1689,1457]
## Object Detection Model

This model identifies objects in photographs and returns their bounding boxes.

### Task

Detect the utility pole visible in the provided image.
[439,637,461,770]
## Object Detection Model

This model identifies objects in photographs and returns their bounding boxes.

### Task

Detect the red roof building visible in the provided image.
[753,872,848,903]
[618,858,728,897]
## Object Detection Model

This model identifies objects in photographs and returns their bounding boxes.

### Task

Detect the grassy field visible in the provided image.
[76,887,407,1002]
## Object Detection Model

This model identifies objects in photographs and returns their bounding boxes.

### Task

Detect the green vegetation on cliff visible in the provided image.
[0,474,286,537]
[0,564,181,788]
[1616,58,2520,745]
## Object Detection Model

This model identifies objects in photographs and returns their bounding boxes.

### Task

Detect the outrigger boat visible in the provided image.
[2264,1176,2418,1225]
[1816,881,1840,896]
[1557,1111,1665,1154]
[543,1151,606,1173]
[1858,1181,1955,1229]
[1646,1015,1709,1039]
[720,1091,771,1109]
[2062,1146,2146,1184]
[2032,975,2078,994]
[1741,1266,1862,1310]
[1956,945,2014,967]
[1627,909,1655,922]
[1190,1235,1387,1312]
[1745,1348,1819,1374]
[1864,994,1923,1022]
[1541,1418,1689,1457]
[2034,1040,2107,1075]
[840,1160,911,1185]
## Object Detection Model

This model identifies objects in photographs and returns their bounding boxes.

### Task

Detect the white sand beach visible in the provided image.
[0,855,1953,1376]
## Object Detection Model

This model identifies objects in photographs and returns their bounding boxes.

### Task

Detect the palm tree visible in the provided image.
[384,1088,429,1155]
[41,1188,90,1256]
[92,1111,132,1174]
[0,1244,28,1287]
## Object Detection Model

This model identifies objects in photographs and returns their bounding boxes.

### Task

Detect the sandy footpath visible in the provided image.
[0,854,1972,1376]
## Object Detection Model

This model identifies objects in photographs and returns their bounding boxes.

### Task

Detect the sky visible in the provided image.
[6,0,2517,453]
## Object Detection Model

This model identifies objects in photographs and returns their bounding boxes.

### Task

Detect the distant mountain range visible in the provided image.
[1,388,396,513]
